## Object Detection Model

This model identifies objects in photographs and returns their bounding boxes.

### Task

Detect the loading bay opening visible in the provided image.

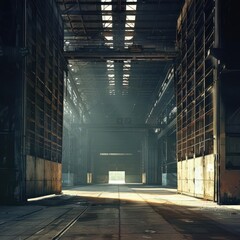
[108,171,125,184]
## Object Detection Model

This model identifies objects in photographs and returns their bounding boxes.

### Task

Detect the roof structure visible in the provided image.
[56,0,184,124]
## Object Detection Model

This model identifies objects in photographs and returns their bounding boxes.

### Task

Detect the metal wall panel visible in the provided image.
[24,0,64,198]
[176,0,215,201]
[25,0,64,164]
[26,155,62,198]
[178,155,215,200]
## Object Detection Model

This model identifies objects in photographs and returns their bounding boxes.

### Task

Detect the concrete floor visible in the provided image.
[0,185,240,239]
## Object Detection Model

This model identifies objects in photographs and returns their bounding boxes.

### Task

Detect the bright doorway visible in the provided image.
[109,171,125,184]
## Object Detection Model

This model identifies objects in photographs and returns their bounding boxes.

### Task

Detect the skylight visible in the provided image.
[101,1,115,93]
[125,36,133,41]
[124,63,131,68]
[103,22,112,29]
[101,0,113,45]
[102,15,112,21]
[121,1,137,93]
[105,36,113,41]
[126,5,137,11]
[102,5,112,11]
[125,22,135,29]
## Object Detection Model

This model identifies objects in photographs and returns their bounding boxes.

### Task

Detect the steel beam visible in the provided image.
[57,1,179,5]
[63,27,176,33]
[64,49,178,61]
[79,123,162,130]
[62,10,179,16]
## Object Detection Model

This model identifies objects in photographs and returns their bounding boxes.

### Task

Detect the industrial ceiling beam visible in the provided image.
[64,27,176,33]
[63,19,173,24]
[57,1,178,5]
[64,49,178,61]
[79,123,162,130]
[61,10,178,16]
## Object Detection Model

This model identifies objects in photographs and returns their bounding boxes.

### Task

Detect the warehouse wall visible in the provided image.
[88,131,143,184]
[176,0,215,200]
[26,156,61,197]
[0,0,64,202]
[219,76,240,203]
[218,0,240,203]
[177,0,240,203]
[93,154,141,184]
[24,0,64,198]
[159,127,177,187]
[0,0,27,203]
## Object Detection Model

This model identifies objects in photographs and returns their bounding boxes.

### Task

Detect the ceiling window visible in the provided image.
[121,1,137,93]
[106,59,115,95]
[101,1,115,94]
[101,0,113,48]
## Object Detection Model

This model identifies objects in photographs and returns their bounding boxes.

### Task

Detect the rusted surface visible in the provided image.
[26,156,62,198]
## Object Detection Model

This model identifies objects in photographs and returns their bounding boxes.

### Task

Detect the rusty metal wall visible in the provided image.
[26,155,62,198]
[24,0,64,199]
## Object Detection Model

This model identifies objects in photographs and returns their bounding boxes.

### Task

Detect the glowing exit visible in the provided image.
[109,171,125,184]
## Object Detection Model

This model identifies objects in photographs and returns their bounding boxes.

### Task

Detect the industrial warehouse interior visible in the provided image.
[1,0,240,239]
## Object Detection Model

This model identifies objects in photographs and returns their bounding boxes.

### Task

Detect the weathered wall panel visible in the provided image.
[188,158,195,195]
[178,155,215,200]
[194,157,204,198]
[26,155,62,198]
[204,155,215,200]
[176,0,217,202]
[177,161,182,192]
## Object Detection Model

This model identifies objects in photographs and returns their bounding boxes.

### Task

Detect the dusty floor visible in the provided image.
[0,184,240,239]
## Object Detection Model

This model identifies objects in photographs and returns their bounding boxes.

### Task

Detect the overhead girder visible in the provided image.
[61,10,179,16]
[57,1,179,5]
[64,32,176,39]
[62,19,173,24]
[79,123,162,130]
[64,49,177,61]
[63,27,176,33]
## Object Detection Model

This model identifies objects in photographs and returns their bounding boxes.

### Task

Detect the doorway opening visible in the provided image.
[108,171,125,184]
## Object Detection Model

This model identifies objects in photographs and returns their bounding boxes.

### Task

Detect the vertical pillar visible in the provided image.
[213,0,221,204]
[15,0,27,202]
[142,130,158,184]
[85,129,91,184]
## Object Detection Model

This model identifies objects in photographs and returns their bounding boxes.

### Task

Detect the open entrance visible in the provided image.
[108,171,125,184]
